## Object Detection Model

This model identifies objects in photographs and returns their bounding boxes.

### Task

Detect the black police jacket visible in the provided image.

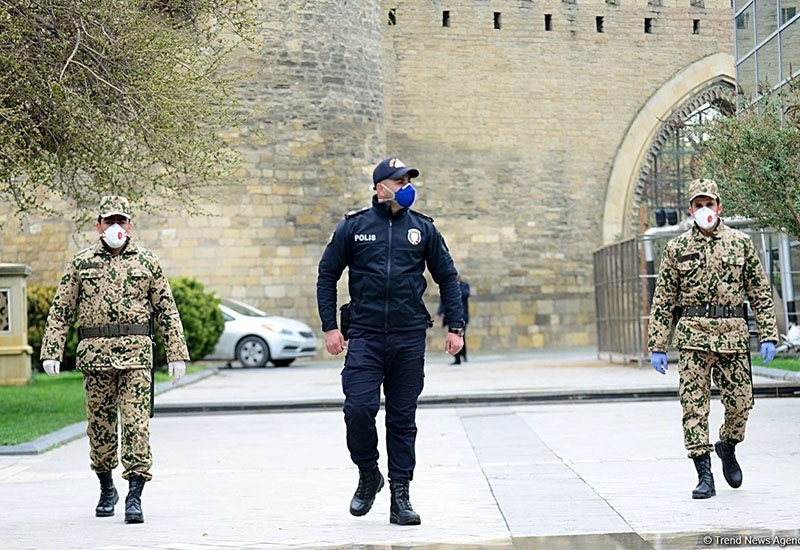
[317,196,464,333]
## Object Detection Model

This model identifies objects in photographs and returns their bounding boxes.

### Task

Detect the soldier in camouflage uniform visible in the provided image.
[648,179,778,500]
[40,196,190,523]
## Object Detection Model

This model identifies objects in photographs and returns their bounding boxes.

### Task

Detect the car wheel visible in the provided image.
[271,359,294,367]
[236,336,270,368]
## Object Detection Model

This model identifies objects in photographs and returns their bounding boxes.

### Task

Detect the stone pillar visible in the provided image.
[0,264,33,386]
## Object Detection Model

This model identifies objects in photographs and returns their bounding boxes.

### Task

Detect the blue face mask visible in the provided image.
[381,182,416,208]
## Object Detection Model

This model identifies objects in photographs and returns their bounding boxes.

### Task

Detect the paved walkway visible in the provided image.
[1,399,799,550]
[156,348,794,408]
[2,349,799,550]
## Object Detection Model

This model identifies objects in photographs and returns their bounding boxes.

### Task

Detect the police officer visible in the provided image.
[40,196,190,523]
[316,157,465,525]
[648,179,778,499]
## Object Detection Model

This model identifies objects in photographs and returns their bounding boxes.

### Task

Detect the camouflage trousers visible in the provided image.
[678,349,753,458]
[82,368,153,481]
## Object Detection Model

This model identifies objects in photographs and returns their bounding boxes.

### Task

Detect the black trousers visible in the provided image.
[341,328,426,481]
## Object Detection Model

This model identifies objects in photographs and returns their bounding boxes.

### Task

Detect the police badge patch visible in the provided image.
[407,228,421,245]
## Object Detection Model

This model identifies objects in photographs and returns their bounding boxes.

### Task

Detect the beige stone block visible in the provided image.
[517,314,535,327]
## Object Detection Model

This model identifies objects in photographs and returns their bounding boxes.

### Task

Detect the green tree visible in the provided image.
[0,0,256,226]
[698,82,800,239]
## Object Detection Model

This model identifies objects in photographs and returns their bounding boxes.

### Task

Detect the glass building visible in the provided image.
[735,0,800,100]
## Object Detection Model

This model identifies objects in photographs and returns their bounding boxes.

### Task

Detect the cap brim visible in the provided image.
[100,211,131,219]
[688,193,719,203]
[389,167,420,180]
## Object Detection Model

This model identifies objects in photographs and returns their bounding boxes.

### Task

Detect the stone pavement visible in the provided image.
[1,350,799,550]
[155,348,796,409]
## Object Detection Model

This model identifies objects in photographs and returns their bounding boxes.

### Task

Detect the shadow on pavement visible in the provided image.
[288,529,800,550]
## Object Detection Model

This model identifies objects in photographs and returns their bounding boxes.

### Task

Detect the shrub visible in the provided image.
[154,277,225,367]
[27,285,79,371]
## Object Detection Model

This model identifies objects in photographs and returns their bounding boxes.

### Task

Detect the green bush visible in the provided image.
[27,277,224,369]
[27,285,79,371]
[154,277,224,367]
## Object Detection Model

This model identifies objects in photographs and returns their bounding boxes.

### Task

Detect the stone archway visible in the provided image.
[601,53,736,244]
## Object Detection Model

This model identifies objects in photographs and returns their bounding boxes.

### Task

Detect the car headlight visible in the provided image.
[262,323,293,336]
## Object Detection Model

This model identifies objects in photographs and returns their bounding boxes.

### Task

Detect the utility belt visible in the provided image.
[678,304,745,319]
[78,323,149,340]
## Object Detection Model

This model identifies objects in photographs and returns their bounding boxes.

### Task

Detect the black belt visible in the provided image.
[78,324,149,339]
[680,305,744,319]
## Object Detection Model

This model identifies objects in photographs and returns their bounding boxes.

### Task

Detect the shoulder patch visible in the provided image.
[409,209,434,223]
[345,206,370,219]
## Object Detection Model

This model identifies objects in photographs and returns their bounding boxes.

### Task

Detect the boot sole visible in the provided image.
[125,514,144,524]
[714,441,743,489]
[349,476,384,517]
[692,490,716,499]
[390,513,421,525]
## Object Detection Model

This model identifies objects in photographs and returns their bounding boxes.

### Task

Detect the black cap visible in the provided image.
[372,157,420,185]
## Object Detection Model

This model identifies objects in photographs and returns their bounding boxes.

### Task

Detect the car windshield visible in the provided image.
[222,299,270,317]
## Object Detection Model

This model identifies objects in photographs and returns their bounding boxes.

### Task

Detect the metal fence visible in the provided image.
[594,220,800,364]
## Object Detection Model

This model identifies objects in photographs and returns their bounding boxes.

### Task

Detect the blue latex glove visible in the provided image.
[650,352,668,374]
[760,342,775,365]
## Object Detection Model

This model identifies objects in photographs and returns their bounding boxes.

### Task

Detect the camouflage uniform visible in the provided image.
[41,196,189,481]
[648,180,778,458]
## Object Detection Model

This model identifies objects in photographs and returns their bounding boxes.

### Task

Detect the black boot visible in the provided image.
[691,454,716,499]
[390,480,421,525]
[124,476,146,523]
[95,471,118,517]
[349,466,384,516]
[715,440,743,488]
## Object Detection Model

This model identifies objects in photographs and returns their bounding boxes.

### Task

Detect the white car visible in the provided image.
[206,299,317,367]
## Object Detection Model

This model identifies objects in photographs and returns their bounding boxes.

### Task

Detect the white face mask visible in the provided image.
[102,224,128,248]
[693,206,718,230]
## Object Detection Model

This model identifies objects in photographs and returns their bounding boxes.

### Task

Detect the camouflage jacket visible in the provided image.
[648,222,778,353]
[41,240,190,370]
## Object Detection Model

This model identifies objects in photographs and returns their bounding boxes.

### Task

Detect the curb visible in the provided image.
[0,368,218,456]
[752,366,800,382]
[152,382,800,415]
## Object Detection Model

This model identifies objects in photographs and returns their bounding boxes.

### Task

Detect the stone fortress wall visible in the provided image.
[0,0,736,355]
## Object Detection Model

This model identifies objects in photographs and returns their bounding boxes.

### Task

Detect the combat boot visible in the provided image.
[349,466,384,516]
[124,475,146,523]
[691,454,716,499]
[714,440,743,488]
[390,480,421,525]
[95,471,118,517]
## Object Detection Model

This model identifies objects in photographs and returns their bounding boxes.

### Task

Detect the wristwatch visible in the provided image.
[448,327,465,337]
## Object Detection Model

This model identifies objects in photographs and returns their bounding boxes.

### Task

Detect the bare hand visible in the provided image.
[325,329,346,355]
[445,333,463,355]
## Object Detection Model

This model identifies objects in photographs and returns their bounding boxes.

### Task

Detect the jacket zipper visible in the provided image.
[385,218,392,331]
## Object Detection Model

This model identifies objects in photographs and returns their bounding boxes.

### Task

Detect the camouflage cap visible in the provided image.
[99,196,131,219]
[687,178,720,203]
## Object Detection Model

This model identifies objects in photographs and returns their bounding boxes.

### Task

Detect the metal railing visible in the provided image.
[594,219,800,364]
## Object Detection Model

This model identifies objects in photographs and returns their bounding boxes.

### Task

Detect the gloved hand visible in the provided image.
[760,342,776,365]
[42,360,60,376]
[168,361,186,381]
[650,352,668,375]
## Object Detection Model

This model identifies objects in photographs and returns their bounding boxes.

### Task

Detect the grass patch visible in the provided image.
[0,365,207,446]
[0,371,86,446]
[754,357,800,372]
